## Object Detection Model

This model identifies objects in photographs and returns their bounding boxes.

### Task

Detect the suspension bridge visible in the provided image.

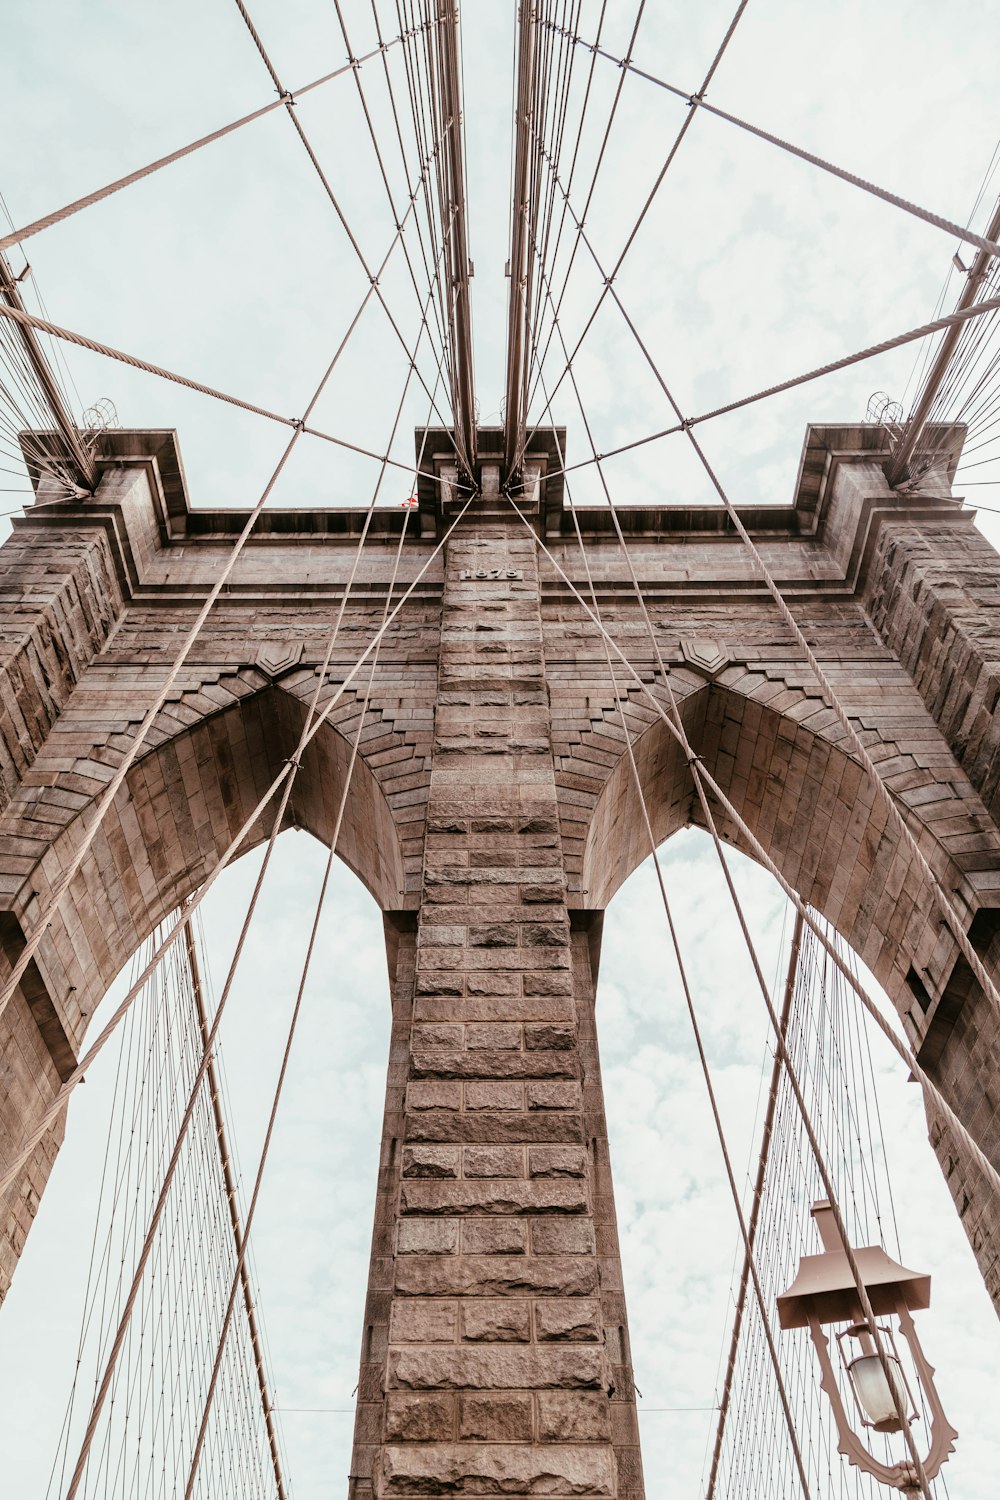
[1,3,1000,1497]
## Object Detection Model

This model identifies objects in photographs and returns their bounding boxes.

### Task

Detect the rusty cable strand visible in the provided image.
[229,0,464,466]
[518,0,751,467]
[0,34,429,258]
[57,349,451,1500]
[0,146,462,1026]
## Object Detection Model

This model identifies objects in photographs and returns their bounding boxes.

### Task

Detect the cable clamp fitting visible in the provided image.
[687,92,704,108]
[280,91,296,106]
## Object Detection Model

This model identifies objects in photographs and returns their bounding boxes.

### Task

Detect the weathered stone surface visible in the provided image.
[387,1346,609,1391]
[374,1442,615,1496]
[397,1219,459,1255]
[530,1218,597,1255]
[389,1301,457,1344]
[402,1144,460,1179]
[460,1300,530,1342]
[458,1395,533,1442]
[463,1145,525,1178]
[537,1392,612,1442]
[384,1392,456,1442]
[395,1254,600,1298]
[462,1219,527,1255]
[528,1145,587,1179]
[14,431,1000,1500]
[400,1180,588,1216]
[534,1298,602,1342]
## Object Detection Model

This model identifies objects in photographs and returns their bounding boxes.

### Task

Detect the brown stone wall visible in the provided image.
[350,528,639,1497]
[4,426,1000,1491]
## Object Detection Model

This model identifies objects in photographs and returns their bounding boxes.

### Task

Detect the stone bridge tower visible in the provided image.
[1,422,999,1497]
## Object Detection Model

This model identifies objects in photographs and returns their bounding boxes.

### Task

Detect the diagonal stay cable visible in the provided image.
[506,496,956,1496]
[0,27,432,259]
[556,436,813,1500]
[0,181,460,1024]
[519,0,751,462]
[58,352,446,1500]
[552,24,1000,261]
[0,481,477,1208]
[229,0,463,466]
[501,500,1000,1215]
[532,289,1000,485]
[182,502,415,1500]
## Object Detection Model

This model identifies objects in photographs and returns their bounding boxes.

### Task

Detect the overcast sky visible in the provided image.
[1,1,1000,1497]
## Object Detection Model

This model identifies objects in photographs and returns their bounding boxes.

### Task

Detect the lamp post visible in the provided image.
[777,1200,957,1494]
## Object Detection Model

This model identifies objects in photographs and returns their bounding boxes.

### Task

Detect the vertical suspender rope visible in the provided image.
[0,115,457,1026]
[705,911,804,1500]
[518,0,750,457]
[229,0,463,464]
[184,914,289,1500]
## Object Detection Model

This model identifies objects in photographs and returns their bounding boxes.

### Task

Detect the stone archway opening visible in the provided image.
[0,829,393,1496]
[594,823,1000,1498]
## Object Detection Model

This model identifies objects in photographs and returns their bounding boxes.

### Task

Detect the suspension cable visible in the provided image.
[548,23,1000,260]
[183,498,415,1500]
[229,0,462,461]
[0,127,464,1024]
[59,344,446,1500]
[0,31,429,259]
[519,0,750,460]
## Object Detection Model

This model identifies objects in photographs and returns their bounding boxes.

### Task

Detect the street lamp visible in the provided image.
[777,1200,957,1493]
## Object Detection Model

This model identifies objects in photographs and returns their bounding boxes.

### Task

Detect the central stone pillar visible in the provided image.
[350,517,644,1497]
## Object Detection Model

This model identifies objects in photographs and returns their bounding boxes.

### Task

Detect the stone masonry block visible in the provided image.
[389,1300,457,1343]
[394,1255,600,1299]
[384,1392,456,1443]
[462,1219,527,1255]
[374,1442,615,1497]
[460,1299,530,1342]
[464,1145,525,1178]
[534,1298,602,1342]
[400,1180,588,1216]
[527,1081,582,1110]
[537,1391,612,1443]
[387,1346,609,1391]
[530,1218,597,1255]
[401,1145,460,1179]
[397,1219,459,1255]
[528,1145,587,1178]
[458,1395,533,1442]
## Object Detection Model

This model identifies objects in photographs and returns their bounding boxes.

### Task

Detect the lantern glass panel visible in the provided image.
[847,1353,911,1433]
